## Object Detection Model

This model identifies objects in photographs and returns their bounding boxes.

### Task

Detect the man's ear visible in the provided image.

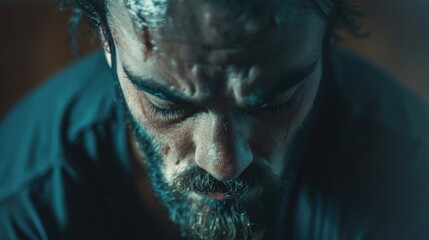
[99,26,112,68]
[103,45,113,68]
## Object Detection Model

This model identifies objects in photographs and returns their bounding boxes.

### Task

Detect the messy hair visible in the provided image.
[60,0,363,53]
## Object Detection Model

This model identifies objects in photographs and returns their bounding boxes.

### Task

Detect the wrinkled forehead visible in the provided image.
[125,0,318,47]
[108,0,326,46]
[107,0,327,62]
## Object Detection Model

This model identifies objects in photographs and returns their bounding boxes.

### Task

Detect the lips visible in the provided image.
[198,191,242,200]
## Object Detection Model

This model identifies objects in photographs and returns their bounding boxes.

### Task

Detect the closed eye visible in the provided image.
[143,93,196,120]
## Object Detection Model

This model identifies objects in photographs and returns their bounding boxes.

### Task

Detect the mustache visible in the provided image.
[171,161,282,197]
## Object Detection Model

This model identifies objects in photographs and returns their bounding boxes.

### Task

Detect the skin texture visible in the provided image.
[103,0,328,238]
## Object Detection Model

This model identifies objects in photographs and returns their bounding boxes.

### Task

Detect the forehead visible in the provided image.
[107,0,327,103]
[125,0,317,46]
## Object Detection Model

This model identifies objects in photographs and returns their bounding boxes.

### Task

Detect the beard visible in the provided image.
[126,113,286,240]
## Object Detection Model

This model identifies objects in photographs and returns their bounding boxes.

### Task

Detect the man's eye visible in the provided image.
[246,90,297,118]
[255,87,300,117]
[258,99,293,117]
[144,94,190,120]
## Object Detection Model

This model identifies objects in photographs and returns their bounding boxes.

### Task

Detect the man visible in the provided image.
[1,0,428,239]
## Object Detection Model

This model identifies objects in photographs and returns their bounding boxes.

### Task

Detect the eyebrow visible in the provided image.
[123,59,319,107]
[122,65,191,104]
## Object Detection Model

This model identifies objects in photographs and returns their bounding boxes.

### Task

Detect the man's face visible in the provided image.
[105,0,327,238]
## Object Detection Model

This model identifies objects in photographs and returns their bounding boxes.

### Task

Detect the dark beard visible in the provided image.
[126,110,285,240]
[169,165,285,240]
[110,51,287,240]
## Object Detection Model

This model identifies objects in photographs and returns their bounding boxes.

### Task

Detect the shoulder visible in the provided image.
[317,48,429,238]
[329,48,429,143]
[327,48,429,188]
[0,50,133,238]
[0,50,120,203]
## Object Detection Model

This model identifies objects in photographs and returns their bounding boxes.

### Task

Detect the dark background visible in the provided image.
[1,0,428,118]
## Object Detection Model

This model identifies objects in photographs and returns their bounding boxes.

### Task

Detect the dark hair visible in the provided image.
[60,0,363,54]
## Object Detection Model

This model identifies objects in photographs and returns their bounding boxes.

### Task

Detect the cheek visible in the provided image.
[250,120,289,160]
[251,77,321,159]
[160,127,195,162]
[139,117,198,182]
[139,115,197,177]
[158,126,198,182]
[249,102,302,157]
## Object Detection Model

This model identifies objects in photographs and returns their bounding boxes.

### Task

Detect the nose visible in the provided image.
[194,114,253,181]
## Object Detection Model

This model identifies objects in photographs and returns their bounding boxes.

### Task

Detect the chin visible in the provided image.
[179,192,262,240]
